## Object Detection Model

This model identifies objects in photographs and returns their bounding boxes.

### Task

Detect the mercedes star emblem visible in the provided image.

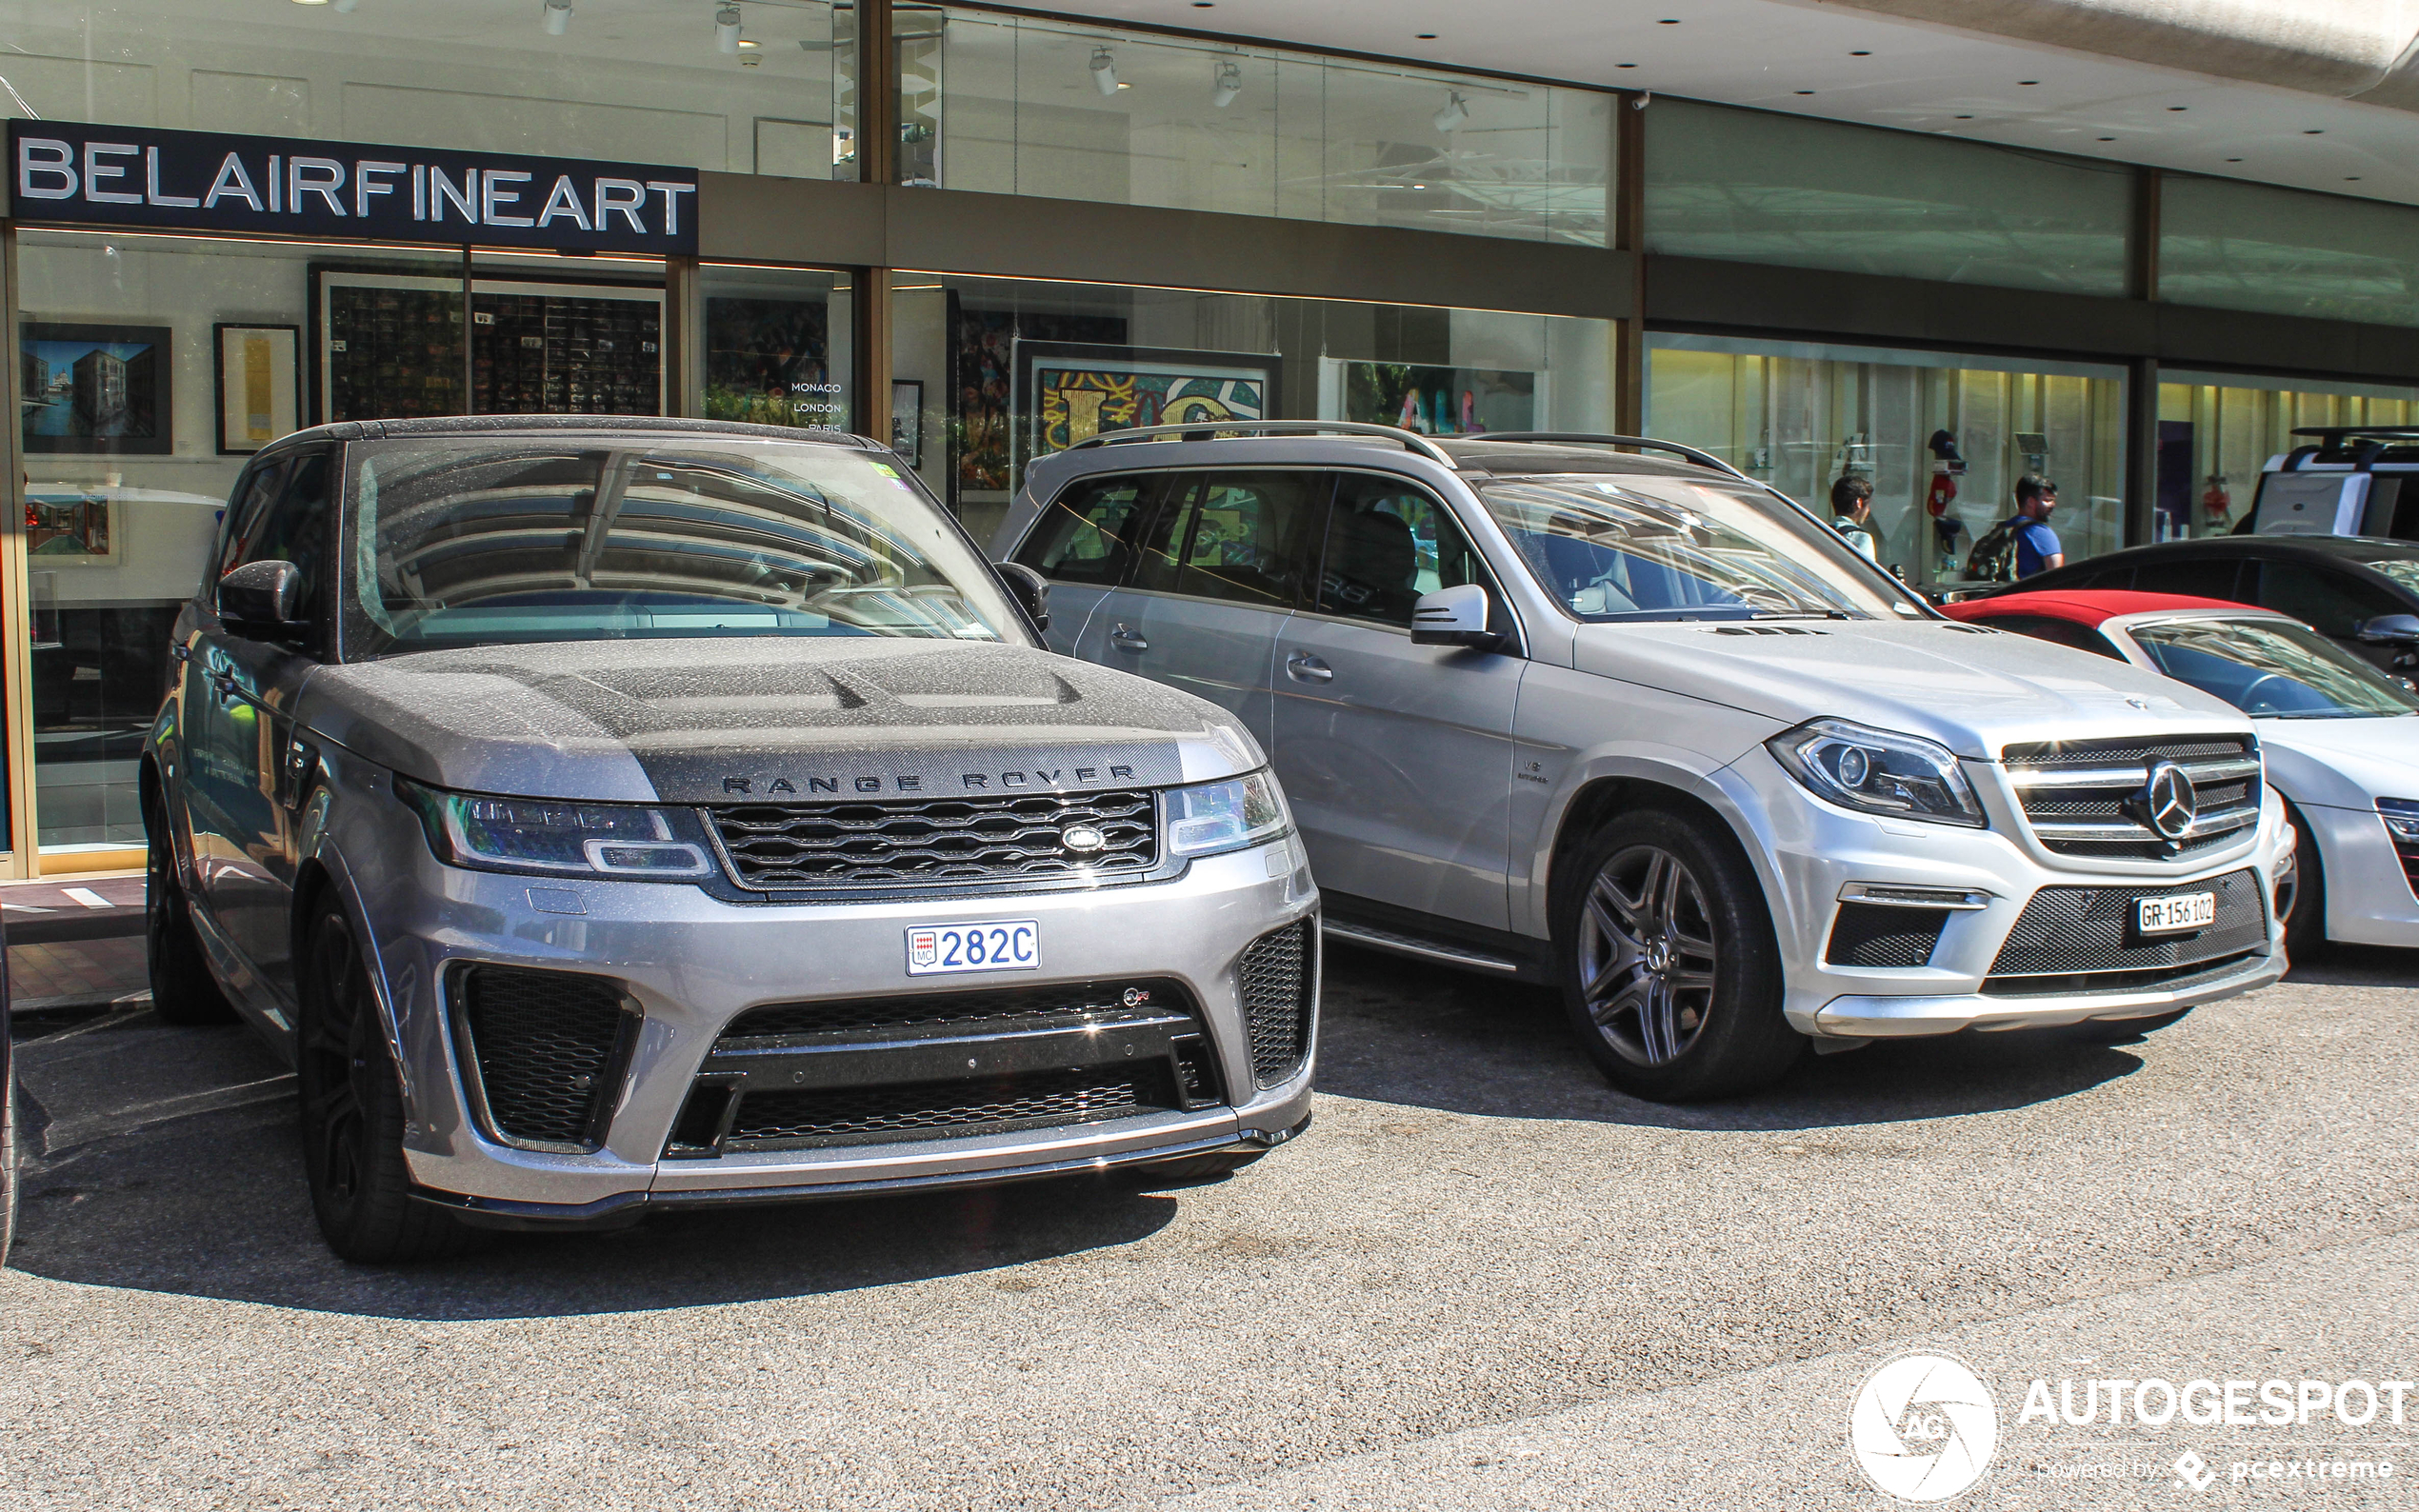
[2142,761,2198,841]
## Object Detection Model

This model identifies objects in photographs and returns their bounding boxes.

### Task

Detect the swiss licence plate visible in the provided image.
[2137,892,2216,935]
[906,920,1039,976]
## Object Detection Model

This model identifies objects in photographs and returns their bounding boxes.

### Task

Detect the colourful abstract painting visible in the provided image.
[1023,344,1276,463]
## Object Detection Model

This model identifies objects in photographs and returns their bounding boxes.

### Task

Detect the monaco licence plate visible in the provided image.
[2137,892,2216,935]
[906,920,1039,976]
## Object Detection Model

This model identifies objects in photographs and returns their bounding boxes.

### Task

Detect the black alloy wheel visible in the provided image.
[1556,809,1803,1102]
[145,807,238,1026]
[297,900,473,1263]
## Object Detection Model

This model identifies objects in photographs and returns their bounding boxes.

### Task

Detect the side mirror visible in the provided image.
[1411,582,1501,650]
[994,561,1051,633]
[2356,613,2419,645]
[218,559,308,641]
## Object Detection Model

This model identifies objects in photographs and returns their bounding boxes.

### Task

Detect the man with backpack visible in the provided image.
[1829,475,1879,562]
[1962,474,2063,582]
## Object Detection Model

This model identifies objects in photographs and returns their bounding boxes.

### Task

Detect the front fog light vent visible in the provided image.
[1825,904,1949,969]
[454,965,639,1151]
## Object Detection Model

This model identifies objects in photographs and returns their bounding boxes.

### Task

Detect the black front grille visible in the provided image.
[710,789,1159,891]
[1983,869,2268,995]
[1239,920,1315,1087]
[1825,904,1949,968]
[725,1065,1176,1148]
[455,965,635,1149]
[719,979,1194,1042]
[2001,734,2260,859]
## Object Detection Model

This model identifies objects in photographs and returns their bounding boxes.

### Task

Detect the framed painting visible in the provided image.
[891,378,924,467]
[1333,360,1535,437]
[1019,342,1278,470]
[21,322,173,455]
[214,323,303,454]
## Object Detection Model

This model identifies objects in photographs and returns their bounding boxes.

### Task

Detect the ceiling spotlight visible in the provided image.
[715,4,742,54]
[290,0,330,7]
[1211,58,1243,108]
[1090,47,1120,96]
[1432,90,1470,133]
[542,0,571,35]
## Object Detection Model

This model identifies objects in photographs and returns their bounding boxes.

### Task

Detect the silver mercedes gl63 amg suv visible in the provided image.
[996,425,2294,1102]
[145,417,1316,1262]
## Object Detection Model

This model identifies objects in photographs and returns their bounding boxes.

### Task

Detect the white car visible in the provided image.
[1946,589,2419,950]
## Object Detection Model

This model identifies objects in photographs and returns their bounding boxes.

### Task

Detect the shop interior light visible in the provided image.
[1090,47,1122,96]
[1432,90,1470,132]
[715,4,743,54]
[542,0,571,35]
[1211,58,1243,108]
[290,0,331,7]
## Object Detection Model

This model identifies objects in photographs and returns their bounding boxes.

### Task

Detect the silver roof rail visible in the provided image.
[1061,420,1458,468]
[1472,432,1752,483]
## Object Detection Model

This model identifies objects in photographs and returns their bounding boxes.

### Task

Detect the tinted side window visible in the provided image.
[2077,566,2135,590]
[1976,614,2125,659]
[1130,470,1328,610]
[225,448,334,632]
[1014,473,1158,587]
[2133,556,2246,602]
[1315,472,1489,628]
[212,459,290,587]
[2250,561,2403,638]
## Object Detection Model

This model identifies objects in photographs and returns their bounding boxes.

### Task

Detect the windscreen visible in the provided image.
[343,436,1020,656]
[1476,474,1911,623]
[2129,618,2419,719]
[2365,558,2419,597]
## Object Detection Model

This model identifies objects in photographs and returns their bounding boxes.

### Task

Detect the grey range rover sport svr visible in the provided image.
[145,416,1316,1262]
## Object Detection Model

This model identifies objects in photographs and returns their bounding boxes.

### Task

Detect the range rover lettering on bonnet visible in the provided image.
[721,765,1137,797]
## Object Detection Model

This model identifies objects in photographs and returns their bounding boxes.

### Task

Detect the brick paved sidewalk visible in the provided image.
[9,935,150,1012]
[5,871,150,1011]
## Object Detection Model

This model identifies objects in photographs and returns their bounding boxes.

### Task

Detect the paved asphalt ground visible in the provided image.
[5,944,2416,1511]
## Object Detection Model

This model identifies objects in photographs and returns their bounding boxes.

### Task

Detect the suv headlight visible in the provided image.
[1164,769,1291,858]
[2380,798,2419,844]
[397,778,714,881]
[1767,719,1986,828]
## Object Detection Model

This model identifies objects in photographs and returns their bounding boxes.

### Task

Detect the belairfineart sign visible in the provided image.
[7,120,697,255]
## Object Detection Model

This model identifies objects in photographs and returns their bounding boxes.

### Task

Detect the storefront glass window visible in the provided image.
[14,229,699,857]
[1644,99,2132,296]
[895,9,1612,247]
[697,264,854,433]
[0,0,854,180]
[1647,333,2127,587]
[2155,370,2419,539]
[890,272,1616,542]
[2160,177,2419,328]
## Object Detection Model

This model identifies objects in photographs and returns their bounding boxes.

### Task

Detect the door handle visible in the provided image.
[1110,625,1149,652]
[1286,651,1333,683]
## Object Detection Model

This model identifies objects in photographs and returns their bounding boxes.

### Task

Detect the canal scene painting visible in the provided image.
[22,323,172,454]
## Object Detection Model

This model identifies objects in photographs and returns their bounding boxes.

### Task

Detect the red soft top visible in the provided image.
[1940,589,2248,628]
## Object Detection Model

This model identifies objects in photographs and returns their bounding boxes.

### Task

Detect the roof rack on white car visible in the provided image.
[1474,433,1754,483]
[1064,420,1459,468]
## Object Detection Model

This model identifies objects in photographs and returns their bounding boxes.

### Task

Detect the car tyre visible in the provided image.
[2280,802,2326,957]
[1115,1151,1264,1188]
[145,811,238,1026]
[1554,809,1803,1102]
[298,899,474,1263]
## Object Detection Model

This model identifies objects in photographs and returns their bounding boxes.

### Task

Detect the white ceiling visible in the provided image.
[1058,0,2419,209]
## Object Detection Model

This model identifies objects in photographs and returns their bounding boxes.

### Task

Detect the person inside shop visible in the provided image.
[1829,475,1879,562]
[2010,474,2063,578]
